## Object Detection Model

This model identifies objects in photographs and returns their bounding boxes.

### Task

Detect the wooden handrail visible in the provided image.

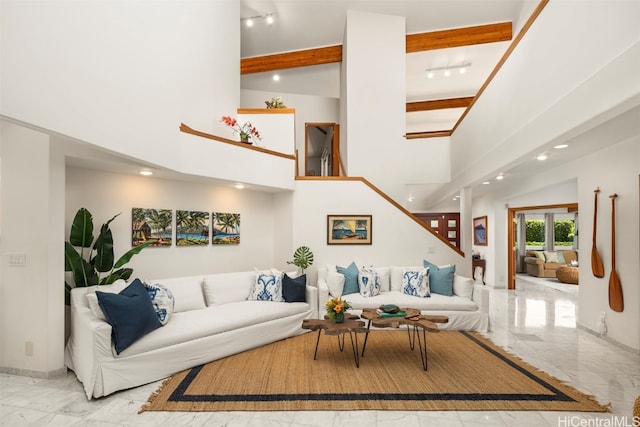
[179,123,296,160]
[295,176,465,256]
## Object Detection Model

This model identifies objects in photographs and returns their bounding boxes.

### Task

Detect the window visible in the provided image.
[554,218,575,248]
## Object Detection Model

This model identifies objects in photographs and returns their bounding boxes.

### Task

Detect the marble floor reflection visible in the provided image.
[1,278,639,426]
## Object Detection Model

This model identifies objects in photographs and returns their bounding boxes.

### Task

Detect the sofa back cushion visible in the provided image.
[203,272,254,306]
[561,250,578,264]
[453,275,474,299]
[150,276,206,313]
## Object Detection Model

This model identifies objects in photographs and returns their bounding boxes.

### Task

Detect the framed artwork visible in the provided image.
[212,212,241,245]
[327,215,372,245]
[473,215,488,246]
[132,207,172,247]
[176,210,210,246]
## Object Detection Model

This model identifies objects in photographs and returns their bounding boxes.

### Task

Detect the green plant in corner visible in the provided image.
[287,245,314,273]
[64,207,153,305]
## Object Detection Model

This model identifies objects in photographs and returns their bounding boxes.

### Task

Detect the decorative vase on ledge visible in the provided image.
[240,134,251,144]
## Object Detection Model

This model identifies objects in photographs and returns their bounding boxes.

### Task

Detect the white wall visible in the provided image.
[1,122,65,376]
[291,179,468,287]
[576,137,639,351]
[343,11,450,203]
[65,167,277,280]
[1,0,240,171]
[433,1,640,206]
[478,136,638,350]
[241,90,340,176]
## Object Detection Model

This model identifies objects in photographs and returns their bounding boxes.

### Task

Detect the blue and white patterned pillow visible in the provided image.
[402,268,430,298]
[142,282,174,325]
[358,266,381,298]
[248,269,284,302]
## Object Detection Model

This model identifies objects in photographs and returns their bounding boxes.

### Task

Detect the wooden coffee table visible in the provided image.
[302,315,368,367]
[360,308,448,370]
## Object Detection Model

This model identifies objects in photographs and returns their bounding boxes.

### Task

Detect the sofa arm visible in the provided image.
[305,285,319,319]
[317,278,331,317]
[472,284,490,315]
[65,305,114,399]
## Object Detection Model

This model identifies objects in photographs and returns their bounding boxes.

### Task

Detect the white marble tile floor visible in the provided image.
[1,279,638,426]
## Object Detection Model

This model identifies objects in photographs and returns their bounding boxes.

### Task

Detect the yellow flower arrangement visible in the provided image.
[326,296,352,323]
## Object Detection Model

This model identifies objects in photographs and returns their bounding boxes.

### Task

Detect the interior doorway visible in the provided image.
[304,123,339,176]
[507,203,579,290]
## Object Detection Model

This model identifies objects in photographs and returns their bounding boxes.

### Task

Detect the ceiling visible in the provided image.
[240,0,538,134]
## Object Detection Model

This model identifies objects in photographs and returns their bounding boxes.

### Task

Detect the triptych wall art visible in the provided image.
[132,208,240,247]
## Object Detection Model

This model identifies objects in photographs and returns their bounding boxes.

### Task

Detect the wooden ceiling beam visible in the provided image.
[405,130,452,139]
[406,96,475,113]
[241,45,342,74]
[241,22,512,74]
[406,22,512,53]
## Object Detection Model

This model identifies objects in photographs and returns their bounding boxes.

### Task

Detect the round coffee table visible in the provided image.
[556,265,579,284]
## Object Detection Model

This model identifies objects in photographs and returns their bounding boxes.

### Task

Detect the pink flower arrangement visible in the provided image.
[220,116,262,142]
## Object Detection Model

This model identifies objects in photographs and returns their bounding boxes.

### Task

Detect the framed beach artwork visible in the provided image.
[212,212,241,245]
[176,210,210,246]
[327,215,372,245]
[132,208,172,247]
[473,215,488,246]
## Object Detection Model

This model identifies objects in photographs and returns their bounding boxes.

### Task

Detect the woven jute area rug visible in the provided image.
[141,330,609,412]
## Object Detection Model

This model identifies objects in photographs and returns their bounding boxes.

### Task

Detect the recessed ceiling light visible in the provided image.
[427,71,434,79]
[272,74,280,82]
[496,174,504,180]
[408,196,415,202]
[245,18,254,28]
[554,144,568,149]
[265,15,274,24]
[444,69,451,77]
[536,154,548,161]
[459,67,466,74]
[139,170,153,176]
[234,183,245,190]
[482,181,490,185]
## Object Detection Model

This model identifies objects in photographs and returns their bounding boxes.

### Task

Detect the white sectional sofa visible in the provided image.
[65,270,318,399]
[317,264,489,332]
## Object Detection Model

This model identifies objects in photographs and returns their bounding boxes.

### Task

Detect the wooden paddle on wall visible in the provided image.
[591,188,605,278]
[608,193,623,312]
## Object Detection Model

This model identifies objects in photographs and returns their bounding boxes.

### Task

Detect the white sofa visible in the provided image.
[317,265,489,332]
[65,271,318,399]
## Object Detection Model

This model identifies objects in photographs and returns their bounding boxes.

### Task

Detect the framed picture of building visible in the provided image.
[473,215,488,246]
[327,215,372,245]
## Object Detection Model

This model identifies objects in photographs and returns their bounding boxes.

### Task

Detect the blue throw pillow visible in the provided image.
[337,262,359,295]
[423,260,455,296]
[96,278,162,354]
[282,273,307,303]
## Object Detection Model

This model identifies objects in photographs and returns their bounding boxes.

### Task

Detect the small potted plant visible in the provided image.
[287,245,314,274]
[326,296,351,323]
[220,115,262,144]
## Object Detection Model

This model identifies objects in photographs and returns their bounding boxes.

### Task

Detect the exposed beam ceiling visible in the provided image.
[405,22,512,53]
[240,22,512,74]
[406,97,475,113]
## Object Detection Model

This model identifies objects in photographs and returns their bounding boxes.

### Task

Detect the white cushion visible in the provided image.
[142,282,174,325]
[343,290,478,312]
[358,266,381,298]
[150,276,206,313]
[453,275,474,299]
[85,280,129,320]
[374,267,390,292]
[203,272,254,306]
[326,269,345,297]
[401,267,430,298]
[248,269,284,302]
[390,266,423,292]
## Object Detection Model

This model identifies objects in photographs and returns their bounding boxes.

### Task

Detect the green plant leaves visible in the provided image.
[69,208,94,248]
[290,246,314,271]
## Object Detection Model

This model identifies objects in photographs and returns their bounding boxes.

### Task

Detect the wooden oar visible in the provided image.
[591,188,605,278]
[608,193,623,312]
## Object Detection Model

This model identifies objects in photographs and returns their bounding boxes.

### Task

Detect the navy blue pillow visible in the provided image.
[282,273,306,303]
[337,262,359,295]
[423,260,455,296]
[96,278,162,354]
